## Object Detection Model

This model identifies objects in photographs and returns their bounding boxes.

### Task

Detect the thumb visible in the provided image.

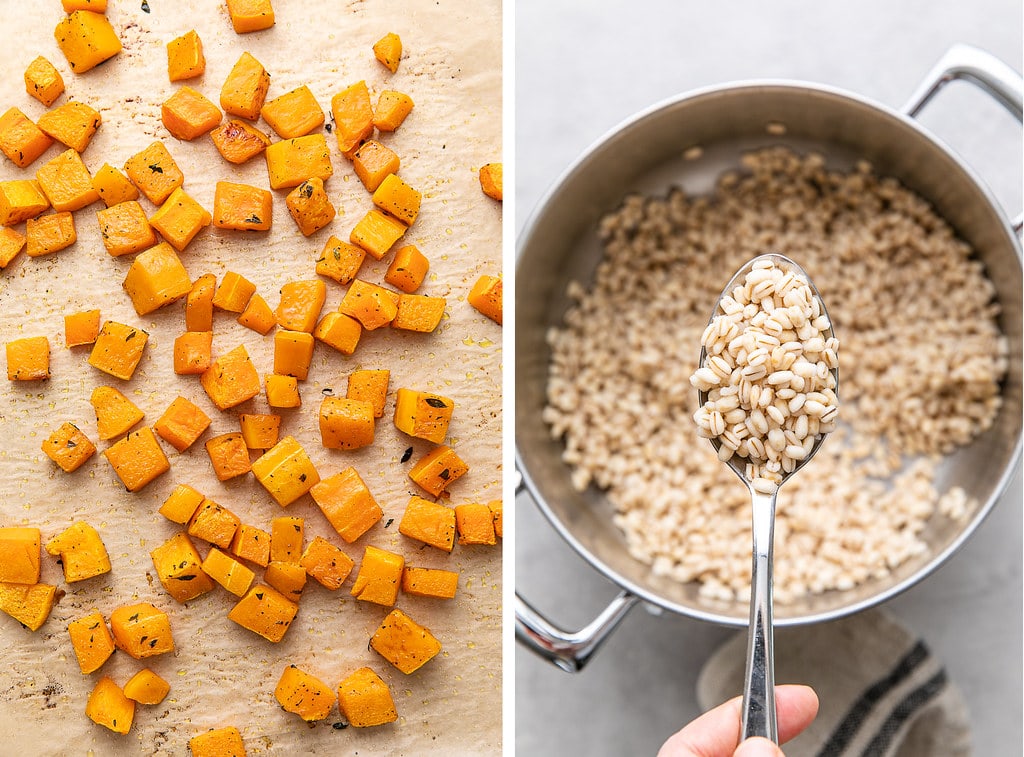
[733,737,785,757]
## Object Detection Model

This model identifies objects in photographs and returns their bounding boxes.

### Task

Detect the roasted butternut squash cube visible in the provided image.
[189,727,247,757]
[370,608,441,674]
[337,667,397,727]
[123,242,192,315]
[220,51,270,120]
[213,181,272,230]
[167,29,205,82]
[352,141,400,192]
[265,134,333,190]
[265,373,301,408]
[158,484,205,524]
[300,536,354,590]
[276,279,326,333]
[339,279,399,330]
[150,532,216,602]
[320,397,374,450]
[212,271,256,312]
[186,273,216,331]
[313,312,362,355]
[35,148,99,212]
[371,174,420,226]
[90,385,144,440]
[393,389,453,444]
[0,180,50,226]
[330,81,373,157]
[315,236,365,285]
[0,527,41,585]
[264,560,306,598]
[478,162,503,201]
[310,467,382,543]
[96,200,157,257]
[398,496,455,552]
[37,101,102,153]
[41,421,96,472]
[92,163,139,207]
[489,499,503,538]
[227,584,297,643]
[372,33,403,74]
[0,226,26,268]
[25,56,65,107]
[455,503,497,545]
[270,516,304,564]
[275,665,335,722]
[350,545,403,606]
[153,395,211,452]
[0,581,57,631]
[251,436,319,506]
[384,245,428,293]
[173,331,213,375]
[200,547,255,597]
[468,274,502,324]
[205,432,251,481]
[85,676,134,734]
[45,521,111,582]
[201,345,261,410]
[239,413,281,450]
[261,85,324,139]
[347,369,389,418]
[123,141,184,205]
[237,294,276,335]
[408,444,468,497]
[187,498,240,549]
[25,211,77,257]
[230,524,271,567]
[109,602,174,659]
[226,0,276,33]
[67,609,115,673]
[349,208,406,260]
[61,0,109,11]
[149,187,211,251]
[88,321,148,380]
[274,330,315,380]
[401,567,458,599]
[123,668,170,705]
[103,427,170,492]
[392,294,446,333]
[162,86,222,141]
[0,107,54,168]
[54,10,122,73]
[210,119,271,164]
[6,336,50,381]
[373,90,414,132]
[286,178,335,236]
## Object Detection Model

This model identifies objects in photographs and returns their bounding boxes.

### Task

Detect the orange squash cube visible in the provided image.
[313,312,362,355]
[265,134,333,190]
[173,331,213,375]
[330,81,374,156]
[88,321,148,380]
[336,667,397,727]
[158,484,205,524]
[0,180,50,227]
[237,293,276,334]
[275,665,335,722]
[7,336,50,381]
[455,503,498,545]
[96,200,157,257]
[401,567,458,600]
[220,51,270,120]
[226,0,276,33]
[123,141,184,205]
[210,119,271,164]
[270,516,304,564]
[213,180,272,231]
[489,499,503,538]
[286,178,336,237]
[90,385,144,440]
[167,29,205,82]
[0,581,58,631]
[372,33,403,74]
[338,279,399,330]
[276,279,326,333]
[392,294,446,333]
[350,545,403,606]
[349,208,407,260]
[0,227,26,268]
[479,162,503,201]
[315,236,365,285]
[25,211,77,257]
[150,532,216,602]
[61,1,110,12]
[370,608,442,674]
[123,242,192,315]
[398,496,456,552]
[373,90,414,132]
[261,85,324,139]
[123,669,171,705]
[85,676,134,734]
[149,187,211,250]
[310,467,383,543]
[212,271,256,312]
[153,395,211,452]
[384,245,429,293]
[189,727,247,757]
[109,602,174,659]
[230,524,271,567]
[408,444,468,497]
[35,148,99,212]
[103,427,170,492]
[0,107,54,168]
[0,527,42,585]
[37,101,102,153]
[468,275,502,324]
[205,432,251,481]
[393,388,454,443]
[319,397,374,450]
[67,609,115,673]
[352,141,400,192]
[274,330,315,380]
[186,273,216,331]
[92,163,139,207]
[264,560,306,599]
[200,345,261,410]
[239,413,281,450]
[227,585,298,644]
[251,436,320,507]
[54,10,122,73]
[24,56,65,107]
[200,547,255,597]
[300,536,354,590]
[188,498,241,549]
[41,421,96,473]
[372,173,420,226]
[162,86,222,141]
[265,373,301,408]
[347,369,389,418]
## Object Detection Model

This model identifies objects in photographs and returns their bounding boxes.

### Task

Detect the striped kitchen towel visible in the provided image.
[696,609,971,756]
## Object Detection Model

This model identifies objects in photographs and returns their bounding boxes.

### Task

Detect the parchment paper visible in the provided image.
[0,1,502,754]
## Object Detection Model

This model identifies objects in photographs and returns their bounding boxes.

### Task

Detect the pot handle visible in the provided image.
[513,469,640,672]
[900,43,1023,232]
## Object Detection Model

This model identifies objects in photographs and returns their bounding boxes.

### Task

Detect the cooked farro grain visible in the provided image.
[543,147,1007,603]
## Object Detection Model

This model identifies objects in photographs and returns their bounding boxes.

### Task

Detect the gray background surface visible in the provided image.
[514,1,1023,754]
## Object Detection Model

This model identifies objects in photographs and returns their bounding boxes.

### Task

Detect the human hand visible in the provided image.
[657,684,819,757]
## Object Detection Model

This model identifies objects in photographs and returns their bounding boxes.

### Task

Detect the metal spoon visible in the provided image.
[694,253,838,742]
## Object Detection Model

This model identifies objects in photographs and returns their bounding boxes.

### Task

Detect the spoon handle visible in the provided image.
[741,489,779,742]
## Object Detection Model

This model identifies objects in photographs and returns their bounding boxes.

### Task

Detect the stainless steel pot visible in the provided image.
[515,44,1023,672]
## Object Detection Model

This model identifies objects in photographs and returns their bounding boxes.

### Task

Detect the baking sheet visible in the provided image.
[0,1,502,754]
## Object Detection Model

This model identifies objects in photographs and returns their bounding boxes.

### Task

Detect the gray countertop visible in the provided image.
[514,1,1022,754]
